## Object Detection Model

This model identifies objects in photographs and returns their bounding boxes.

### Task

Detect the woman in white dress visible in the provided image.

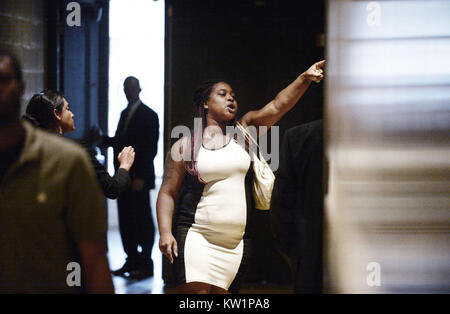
[157,60,325,294]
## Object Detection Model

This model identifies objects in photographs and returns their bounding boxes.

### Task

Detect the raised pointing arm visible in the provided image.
[240,60,325,130]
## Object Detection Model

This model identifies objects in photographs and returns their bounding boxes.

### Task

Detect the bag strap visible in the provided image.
[236,122,273,170]
[236,121,260,149]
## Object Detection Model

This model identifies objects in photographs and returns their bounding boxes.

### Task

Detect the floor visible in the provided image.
[107,226,165,294]
[106,187,168,294]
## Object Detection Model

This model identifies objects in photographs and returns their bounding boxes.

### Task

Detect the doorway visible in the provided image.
[107,0,165,293]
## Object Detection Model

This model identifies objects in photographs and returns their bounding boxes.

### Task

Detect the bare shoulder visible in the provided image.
[162,137,188,183]
[170,136,190,162]
[164,136,190,181]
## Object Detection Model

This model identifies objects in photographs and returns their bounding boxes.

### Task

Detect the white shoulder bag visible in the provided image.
[236,122,275,210]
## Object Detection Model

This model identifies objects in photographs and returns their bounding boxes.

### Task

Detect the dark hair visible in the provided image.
[0,50,23,82]
[23,90,65,130]
[124,76,140,88]
[186,80,237,181]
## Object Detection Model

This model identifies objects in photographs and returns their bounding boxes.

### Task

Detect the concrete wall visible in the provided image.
[0,0,45,112]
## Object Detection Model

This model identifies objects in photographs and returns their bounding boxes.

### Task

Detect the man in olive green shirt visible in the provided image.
[0,50,114,293]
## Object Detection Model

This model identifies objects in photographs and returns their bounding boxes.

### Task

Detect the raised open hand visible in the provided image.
[117,146,135,171]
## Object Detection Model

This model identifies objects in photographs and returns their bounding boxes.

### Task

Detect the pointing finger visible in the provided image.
[316,60,326,68]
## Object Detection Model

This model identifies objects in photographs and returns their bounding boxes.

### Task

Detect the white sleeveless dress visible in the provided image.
[175,138,252,290]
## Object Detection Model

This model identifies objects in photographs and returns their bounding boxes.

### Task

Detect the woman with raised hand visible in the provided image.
[157,60,325,294]
[23,90,135,199]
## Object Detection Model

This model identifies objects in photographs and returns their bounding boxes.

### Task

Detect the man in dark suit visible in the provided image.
[270,119,324,293]
[104,76,159,280]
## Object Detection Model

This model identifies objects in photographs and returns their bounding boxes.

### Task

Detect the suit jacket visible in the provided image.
[270,119,324,293]
[107,101,159,190]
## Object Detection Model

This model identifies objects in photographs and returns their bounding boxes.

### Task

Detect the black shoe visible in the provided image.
[111,260,137,276]
[128,265,154,280]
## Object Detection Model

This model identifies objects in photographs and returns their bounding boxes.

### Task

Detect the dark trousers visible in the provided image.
[117,188,155,266]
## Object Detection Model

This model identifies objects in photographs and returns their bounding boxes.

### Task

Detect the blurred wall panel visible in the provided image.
[325,0,450,293]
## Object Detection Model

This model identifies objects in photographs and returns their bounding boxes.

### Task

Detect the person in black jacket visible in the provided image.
[102,76,159,280]
[270,119,324,293]
[22,90,135,200]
